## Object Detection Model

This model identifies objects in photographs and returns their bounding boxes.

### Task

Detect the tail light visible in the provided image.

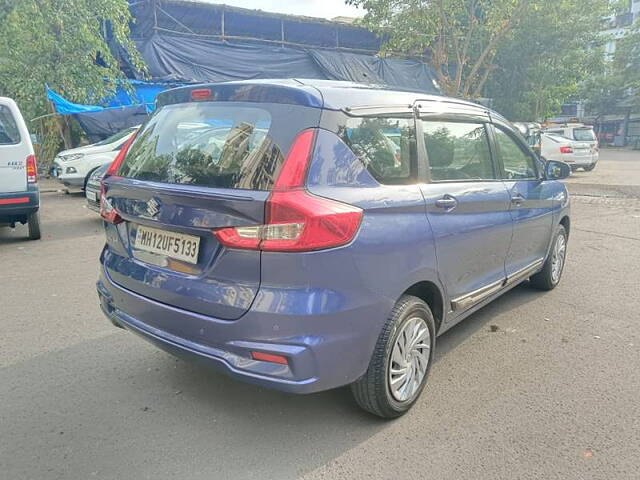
[105,131,137,177]
[100,182,123,224]
[100,132,137,224]
[26,155,37,183]
[214,129,363,252]
[560,146,573,154]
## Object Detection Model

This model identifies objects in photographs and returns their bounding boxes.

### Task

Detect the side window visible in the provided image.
[0,105,21,145]
[422,120,495,181]
[339,117,416,184]
[493,127,537,180]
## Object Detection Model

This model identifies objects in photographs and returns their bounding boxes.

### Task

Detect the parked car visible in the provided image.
[85,163,110,213]
[0,96,41,240]
[53,126,138,191]
[541,132,598,172]
[96,80,571,418]
[514,122,542,155]
[544,123,598,150]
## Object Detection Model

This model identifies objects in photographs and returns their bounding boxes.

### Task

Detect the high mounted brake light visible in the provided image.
[214,129,363,252]
[191,88,212,101]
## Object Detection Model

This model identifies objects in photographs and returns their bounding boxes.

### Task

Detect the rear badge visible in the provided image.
[146,197,161,218]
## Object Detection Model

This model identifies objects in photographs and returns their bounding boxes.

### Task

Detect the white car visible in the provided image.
[0,96,41,239]
[544,124,599,150]
[541,133,598,172]
[53,126,138,190]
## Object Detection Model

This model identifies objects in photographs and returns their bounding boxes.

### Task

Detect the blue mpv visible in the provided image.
[97,80,571,418]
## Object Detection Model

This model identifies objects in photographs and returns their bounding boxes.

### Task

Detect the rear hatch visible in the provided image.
[0,102,28,193]
[102,93,322,319]
[572,141,592,157]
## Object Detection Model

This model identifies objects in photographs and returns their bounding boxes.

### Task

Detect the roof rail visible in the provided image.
[412,97,486,110]
[344,104,413,115]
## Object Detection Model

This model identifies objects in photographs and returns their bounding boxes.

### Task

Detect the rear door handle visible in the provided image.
[511,193,525,206]
[435,195,458,210]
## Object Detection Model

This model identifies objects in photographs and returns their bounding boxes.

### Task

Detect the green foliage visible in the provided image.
[487,0,610,120]
[0,0,145,161]
[349,0,530,97]
[582,21,640,117]
[350,0,612,120]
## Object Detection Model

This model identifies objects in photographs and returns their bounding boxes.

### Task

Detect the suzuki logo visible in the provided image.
[146,198,160,218]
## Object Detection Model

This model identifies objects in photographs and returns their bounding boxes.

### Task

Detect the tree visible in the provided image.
[0,0,145,157]
[582,21,640,119]
[348,0,530,97]
[486,0,610,120]
[350,0,613,121]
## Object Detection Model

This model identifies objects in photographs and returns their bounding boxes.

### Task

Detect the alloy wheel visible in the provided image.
[388,316,431,402]
[551,233,566,283]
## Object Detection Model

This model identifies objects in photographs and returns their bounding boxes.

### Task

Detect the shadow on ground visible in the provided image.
[0,192,102,246]
[1,281,543,480]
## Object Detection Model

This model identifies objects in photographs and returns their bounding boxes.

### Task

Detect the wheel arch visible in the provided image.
[559,215,570,237]
[402,281,445,334]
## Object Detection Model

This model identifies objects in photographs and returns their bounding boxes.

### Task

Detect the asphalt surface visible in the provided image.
[1,150,639,479]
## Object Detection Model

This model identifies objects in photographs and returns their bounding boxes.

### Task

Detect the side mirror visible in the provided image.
[545,160,571,180]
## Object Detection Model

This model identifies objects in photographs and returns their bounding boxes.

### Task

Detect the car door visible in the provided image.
[490,122,554,280]
[417,115,512,316]
[0,99,30,193]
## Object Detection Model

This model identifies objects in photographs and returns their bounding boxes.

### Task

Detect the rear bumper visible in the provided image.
[97,262,390,394]
[0,187,39,220]
[563,154,598,167]
[57,175,85,188]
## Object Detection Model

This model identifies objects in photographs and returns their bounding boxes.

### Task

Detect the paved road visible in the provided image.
[1,151,639,479]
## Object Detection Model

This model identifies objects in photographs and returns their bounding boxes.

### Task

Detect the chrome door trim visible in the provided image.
[451,278,504,312]
[505,258,545,286]
[450,258,545,312]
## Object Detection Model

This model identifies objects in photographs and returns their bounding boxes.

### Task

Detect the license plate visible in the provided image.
[134,225,200,264]
[86,190,97,202]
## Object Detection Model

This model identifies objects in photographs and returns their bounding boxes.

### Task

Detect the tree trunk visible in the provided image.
[58,116,73,150]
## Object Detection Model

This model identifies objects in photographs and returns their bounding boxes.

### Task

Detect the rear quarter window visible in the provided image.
[338,117,416,184]
[0,105,20,145]
[118,104,286,191]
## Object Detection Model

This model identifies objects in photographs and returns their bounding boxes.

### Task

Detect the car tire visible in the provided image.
[27,210,41,240]
[351,295,436,419]
[530,225,567,290]
[583,164,596,172]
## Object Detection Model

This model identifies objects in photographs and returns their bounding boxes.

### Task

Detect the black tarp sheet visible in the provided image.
[128,1,384,51]
[73,106,148,143]
[79,1,439,138]
[135,33,440,93]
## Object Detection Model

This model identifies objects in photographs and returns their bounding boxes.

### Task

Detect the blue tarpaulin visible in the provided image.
[46,80,179,115]
[47,80,181,142]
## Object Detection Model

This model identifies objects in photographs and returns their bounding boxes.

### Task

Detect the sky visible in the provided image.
[200,0,364,20]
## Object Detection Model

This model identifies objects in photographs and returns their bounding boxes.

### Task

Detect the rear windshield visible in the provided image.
[573,128,596,142]
[0,105,20,145]
[118,104,285,191]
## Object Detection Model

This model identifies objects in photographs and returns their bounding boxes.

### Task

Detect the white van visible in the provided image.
[0,97,40,240]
